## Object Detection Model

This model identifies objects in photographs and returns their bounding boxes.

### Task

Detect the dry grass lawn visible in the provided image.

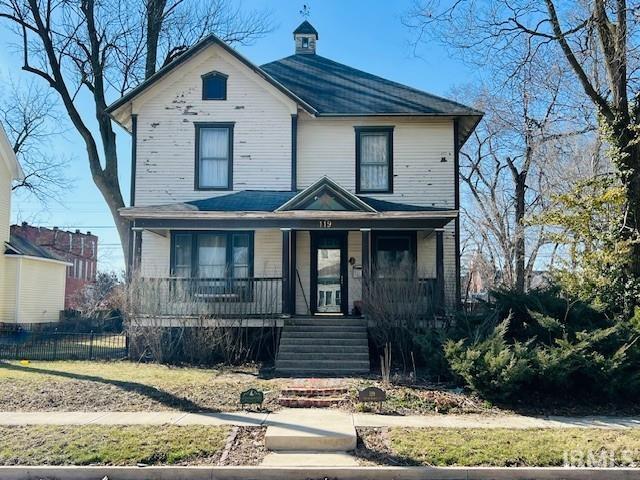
[386,428,640,467]
[0,360,284,412]
[0,425,229,465]
[0,360,492,414]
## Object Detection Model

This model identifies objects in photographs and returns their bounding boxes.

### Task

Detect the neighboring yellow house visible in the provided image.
[0,123,69,326]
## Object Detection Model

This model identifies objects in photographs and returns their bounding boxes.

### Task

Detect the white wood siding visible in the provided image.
[14,257,66,324]
[134,45,296,206]
[140,231,170,277]
[0,256,17,323]
[297,117,455,208]
[0,160,13,322]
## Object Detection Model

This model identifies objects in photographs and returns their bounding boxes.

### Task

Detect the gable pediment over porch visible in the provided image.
[276,176,377,212]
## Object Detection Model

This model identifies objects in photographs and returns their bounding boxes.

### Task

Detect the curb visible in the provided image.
[0,466,639,480]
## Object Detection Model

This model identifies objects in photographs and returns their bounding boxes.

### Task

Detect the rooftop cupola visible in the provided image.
[293,20,318,54]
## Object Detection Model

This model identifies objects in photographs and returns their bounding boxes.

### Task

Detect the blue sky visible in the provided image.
[2,0,474,272]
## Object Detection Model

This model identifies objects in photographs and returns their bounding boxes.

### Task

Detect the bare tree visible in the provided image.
[406,0,640,313]
[456,53,594,293]
[0,0,272,264]
[1,78,69,203]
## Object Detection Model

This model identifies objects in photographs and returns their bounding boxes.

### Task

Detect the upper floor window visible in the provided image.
[355,126,394,193]
[195,123,233,190]
[202,71,227,100]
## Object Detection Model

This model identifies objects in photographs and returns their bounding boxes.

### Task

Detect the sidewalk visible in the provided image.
[1,410,639,429]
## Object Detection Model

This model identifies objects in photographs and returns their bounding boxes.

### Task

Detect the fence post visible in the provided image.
[53,328,58,361]
[125,334,129,358]
[89,331,94,360]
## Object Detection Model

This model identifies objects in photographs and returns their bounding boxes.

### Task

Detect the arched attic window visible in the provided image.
[202,71,228,100]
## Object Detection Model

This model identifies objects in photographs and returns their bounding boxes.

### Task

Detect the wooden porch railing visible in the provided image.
[131,277,283,318]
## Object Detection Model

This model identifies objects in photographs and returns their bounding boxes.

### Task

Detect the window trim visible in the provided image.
[371,231,417,274]
[194,122,234,191]
[169,230,254,279]
[201,71,228,101]
[355,126,394,194]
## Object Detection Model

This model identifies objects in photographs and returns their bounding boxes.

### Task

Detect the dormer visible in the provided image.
[294,20,318,55]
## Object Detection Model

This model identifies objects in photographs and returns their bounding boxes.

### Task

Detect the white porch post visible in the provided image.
[281,228,292,316]
[435,228,445,309]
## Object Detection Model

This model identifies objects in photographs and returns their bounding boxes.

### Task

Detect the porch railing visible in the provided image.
[129,277,283,319]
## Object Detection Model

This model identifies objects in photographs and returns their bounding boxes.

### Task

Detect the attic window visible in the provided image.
[202,71,227,100]
[302,37,309,48]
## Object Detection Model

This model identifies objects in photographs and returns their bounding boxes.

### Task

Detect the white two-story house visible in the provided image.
[108,22,481,372]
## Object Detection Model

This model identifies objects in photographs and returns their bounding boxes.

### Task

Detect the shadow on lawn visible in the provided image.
[0,361,217,412]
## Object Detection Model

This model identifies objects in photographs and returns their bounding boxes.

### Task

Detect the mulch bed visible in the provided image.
[218,427,267,466]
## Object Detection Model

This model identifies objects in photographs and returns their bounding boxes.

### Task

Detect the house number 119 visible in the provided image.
[319,220,332,228]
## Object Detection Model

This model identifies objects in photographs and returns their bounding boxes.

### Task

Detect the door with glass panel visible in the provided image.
[311,232,347,314]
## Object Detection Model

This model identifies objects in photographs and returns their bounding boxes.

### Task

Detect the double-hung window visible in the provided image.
[356,126,393,193]
[196,123,233,190]
[171,231,253,300]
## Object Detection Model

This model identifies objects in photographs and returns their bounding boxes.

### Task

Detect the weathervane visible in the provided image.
[299,4,311,19]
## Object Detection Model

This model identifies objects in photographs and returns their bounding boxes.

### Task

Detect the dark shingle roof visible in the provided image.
[184,190,449,213]
[187,191,296,211]
[6,234,63,261]
[261,54,480,117]
[293,20,318,38]
[261,54,482,145]
[359,197,449,212]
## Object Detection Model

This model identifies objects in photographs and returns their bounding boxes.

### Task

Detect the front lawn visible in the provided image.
[0,360,284,412]
[357,427,640,467]
[0,425,229,465]
[0,360,492,414]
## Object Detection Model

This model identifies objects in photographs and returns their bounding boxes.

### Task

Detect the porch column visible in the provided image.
[281,228,292,316]
[131,229,142,272]
[360,228,371,283]
[435,229,445,309]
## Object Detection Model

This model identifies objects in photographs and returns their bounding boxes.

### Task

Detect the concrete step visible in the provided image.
[264,409,357,452]
[279,337,368,347]
[278,345,369,354]
[284,325,367,333]
[281,330,365,339]
[287,318,366,327]
[260,452,358,466]
[277,352,370,362]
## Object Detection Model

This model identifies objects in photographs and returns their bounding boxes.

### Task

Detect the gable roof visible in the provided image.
[106,30,482,143]
[6,233,67,263]
[276,176,377,212]
[105,33,317,124]
[293,20,319,38]
[0,123,24,181]
[261,54,482,146]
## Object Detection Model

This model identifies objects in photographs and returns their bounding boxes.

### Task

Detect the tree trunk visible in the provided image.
[145,0,167,79]
[514,172,527,293]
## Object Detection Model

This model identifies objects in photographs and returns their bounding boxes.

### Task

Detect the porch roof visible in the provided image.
[120,189,452,215]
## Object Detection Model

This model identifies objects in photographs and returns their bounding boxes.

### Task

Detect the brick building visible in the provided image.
[10,223,98,309]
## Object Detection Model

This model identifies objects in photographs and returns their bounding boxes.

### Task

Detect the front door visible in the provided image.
[311,232,348,314]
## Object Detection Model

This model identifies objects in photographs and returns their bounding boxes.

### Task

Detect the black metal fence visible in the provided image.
[0,329,128,361]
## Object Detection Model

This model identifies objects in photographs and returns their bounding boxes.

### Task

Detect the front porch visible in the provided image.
[128,226,455,324]
[123,177,459,325]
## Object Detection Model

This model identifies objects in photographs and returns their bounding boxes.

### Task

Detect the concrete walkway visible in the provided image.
[0,410,639,429]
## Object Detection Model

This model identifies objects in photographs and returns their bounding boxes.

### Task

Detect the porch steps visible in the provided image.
[276,317,370,375]
[278,384,349,408]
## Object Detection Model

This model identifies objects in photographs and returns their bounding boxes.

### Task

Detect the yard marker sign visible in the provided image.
[240,388,264,408]
[358,386,386,403]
